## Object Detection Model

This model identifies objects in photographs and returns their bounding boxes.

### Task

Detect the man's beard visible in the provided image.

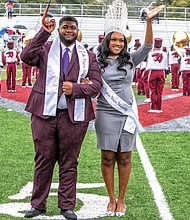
[59,34,78,46]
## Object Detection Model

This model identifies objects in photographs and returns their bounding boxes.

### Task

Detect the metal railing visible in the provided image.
[1,3,190,21]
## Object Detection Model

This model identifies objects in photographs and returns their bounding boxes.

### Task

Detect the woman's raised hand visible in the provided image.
[147,4,165,20]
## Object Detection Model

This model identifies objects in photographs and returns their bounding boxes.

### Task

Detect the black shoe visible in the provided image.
[24,207,46,218]
[61,209,77,220]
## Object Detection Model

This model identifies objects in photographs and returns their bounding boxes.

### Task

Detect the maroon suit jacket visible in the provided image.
[20,28,102,123]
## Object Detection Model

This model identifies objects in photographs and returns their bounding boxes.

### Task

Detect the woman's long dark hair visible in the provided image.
[97,31,133,74]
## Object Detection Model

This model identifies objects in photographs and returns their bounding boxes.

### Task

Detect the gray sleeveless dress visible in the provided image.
[95,43,152,152]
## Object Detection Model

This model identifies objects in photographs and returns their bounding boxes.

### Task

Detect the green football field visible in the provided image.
[0,107,189,220]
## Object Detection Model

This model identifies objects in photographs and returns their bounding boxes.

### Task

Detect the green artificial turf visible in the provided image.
[0,107,189,219]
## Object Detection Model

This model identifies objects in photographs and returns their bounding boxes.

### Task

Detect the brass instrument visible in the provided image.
[125,29,132,44]
[173,30,189,57]
[77,29,82,42]
[23,30,37,47]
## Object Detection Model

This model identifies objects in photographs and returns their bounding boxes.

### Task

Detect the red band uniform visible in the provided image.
[179,48,190,96]
[21,62,32,87]
[2,41,20,92]
[146,38,168,112]
[169,47,180,91]
[141,56,151,102]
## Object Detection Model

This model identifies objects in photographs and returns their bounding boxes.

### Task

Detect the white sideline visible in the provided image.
[136,135,174,220]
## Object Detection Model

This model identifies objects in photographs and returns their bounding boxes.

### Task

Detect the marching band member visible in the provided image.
[179,47,190,96]
[169,45,181,91]
[89,34,105,57]
[0,50,3,96]
[21,62,32,88]
[130,39,142,85]
[2,40,20,92]
[146,37,168,113]
[136,61,145,95]
[141,56,151,102]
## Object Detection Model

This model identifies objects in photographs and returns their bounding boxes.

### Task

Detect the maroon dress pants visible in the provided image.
[30,110,88,211]
[170,63,180,89]
[142,69,150,99]
[148,70,165,110]
[182,70,190,95]
[6,63,16,90]
[22,63,32,86]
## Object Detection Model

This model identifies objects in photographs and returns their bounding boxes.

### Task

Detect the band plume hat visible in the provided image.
[104,0,128,36]
[154,38,163,47]
[7,40,14,49]
[135,39,140,43]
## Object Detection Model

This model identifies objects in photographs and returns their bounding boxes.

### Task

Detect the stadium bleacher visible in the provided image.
[0,4,190,50]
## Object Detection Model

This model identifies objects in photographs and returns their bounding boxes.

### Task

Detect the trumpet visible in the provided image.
[23,30,37,47]
[125,29,132,44]
[173,30,189,57]
[77,29,82,42]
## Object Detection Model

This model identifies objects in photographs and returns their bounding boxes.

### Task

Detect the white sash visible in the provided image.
[74,41,89,121]
[43,36,89,120]
[43,35,60,116]
[101,79,145,134]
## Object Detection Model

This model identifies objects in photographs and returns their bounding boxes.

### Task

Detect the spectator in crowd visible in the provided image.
[5,1,14,19]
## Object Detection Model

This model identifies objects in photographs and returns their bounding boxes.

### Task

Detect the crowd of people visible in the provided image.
[0,0,189,220]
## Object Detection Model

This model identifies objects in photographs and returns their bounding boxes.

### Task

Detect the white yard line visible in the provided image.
[137,135,174,220]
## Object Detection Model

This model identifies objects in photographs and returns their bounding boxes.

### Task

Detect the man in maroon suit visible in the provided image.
[21,15,102,219]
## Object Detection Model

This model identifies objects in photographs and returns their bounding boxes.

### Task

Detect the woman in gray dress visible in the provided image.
[95,4,165,217]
